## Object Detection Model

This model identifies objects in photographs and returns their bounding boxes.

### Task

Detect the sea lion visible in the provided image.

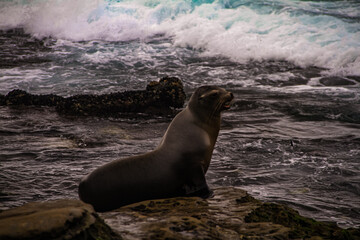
[78,86,234,212]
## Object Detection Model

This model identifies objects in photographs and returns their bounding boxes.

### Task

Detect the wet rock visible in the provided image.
[347,75,360,83]
[284,77,309,86]
[320,76,356,86]
[0,199,121,240]
[100,187,360,240]
[245,203,360,240]
[1,188,358,239]
[146,76,186,109]
[0,76,186,117]
[56,76,185,117]
[257,76,308,87]
[292,66,324,79]
[3,89,33,105]
[4,89,63,106]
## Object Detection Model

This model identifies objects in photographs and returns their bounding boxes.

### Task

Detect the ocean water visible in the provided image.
[0,0,360,229]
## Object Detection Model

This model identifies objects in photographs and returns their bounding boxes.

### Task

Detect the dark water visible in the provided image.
[0,1,360,228]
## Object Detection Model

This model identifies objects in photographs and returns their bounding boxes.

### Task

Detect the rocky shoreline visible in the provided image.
[0,76,186,117]
[1,78,359,239]
[1,187,359,240]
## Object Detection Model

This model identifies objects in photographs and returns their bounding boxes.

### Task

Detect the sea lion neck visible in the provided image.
[187,104,221,141]
[188,102,220,123]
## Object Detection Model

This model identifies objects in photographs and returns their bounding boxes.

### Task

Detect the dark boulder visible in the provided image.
[347,75,360,83]
[0,76,186,117]
[4,89,63,106]
[320,76,356,86]
[56,76,185,117]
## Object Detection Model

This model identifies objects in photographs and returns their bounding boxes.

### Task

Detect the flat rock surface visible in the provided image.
[1,188,359,239]
[0,199,120,240]
[319,76,357,86]
[101,187,360,240]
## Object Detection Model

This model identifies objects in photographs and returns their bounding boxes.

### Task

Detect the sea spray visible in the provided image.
[0,0,359,75]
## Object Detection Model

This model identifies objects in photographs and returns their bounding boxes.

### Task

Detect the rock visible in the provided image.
[146,76,186,109]
[284,77,309,86]
[347,75,360,83]
[245,203,360,240]
[292,66,324,79]
[319,76,356,86]
[56,76,186,117]
[1,188,359,239]
[257,76,308,87]
[4,89,63,106]
[0,199,121,240]
[0,76,186,117]
[100,187,360,239]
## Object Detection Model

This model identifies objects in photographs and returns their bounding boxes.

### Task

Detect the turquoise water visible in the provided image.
[0,0,359,76]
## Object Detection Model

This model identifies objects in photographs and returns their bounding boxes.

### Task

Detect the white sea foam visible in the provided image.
[160,3,360,76]
[0,0,359,76]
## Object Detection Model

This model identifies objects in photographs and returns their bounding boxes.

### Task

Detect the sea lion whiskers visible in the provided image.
[208,98,224,123]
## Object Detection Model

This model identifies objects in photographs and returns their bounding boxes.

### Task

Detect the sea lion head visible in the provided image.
[189,86,234,120]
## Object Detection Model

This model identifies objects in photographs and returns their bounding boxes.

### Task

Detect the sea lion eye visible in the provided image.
[198,89,219,101]
[209,91,219,98]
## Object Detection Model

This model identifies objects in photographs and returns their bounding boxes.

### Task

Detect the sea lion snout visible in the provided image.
[221,91,234,110]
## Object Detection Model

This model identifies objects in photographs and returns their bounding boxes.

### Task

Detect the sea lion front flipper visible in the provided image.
[183,165,212,198]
